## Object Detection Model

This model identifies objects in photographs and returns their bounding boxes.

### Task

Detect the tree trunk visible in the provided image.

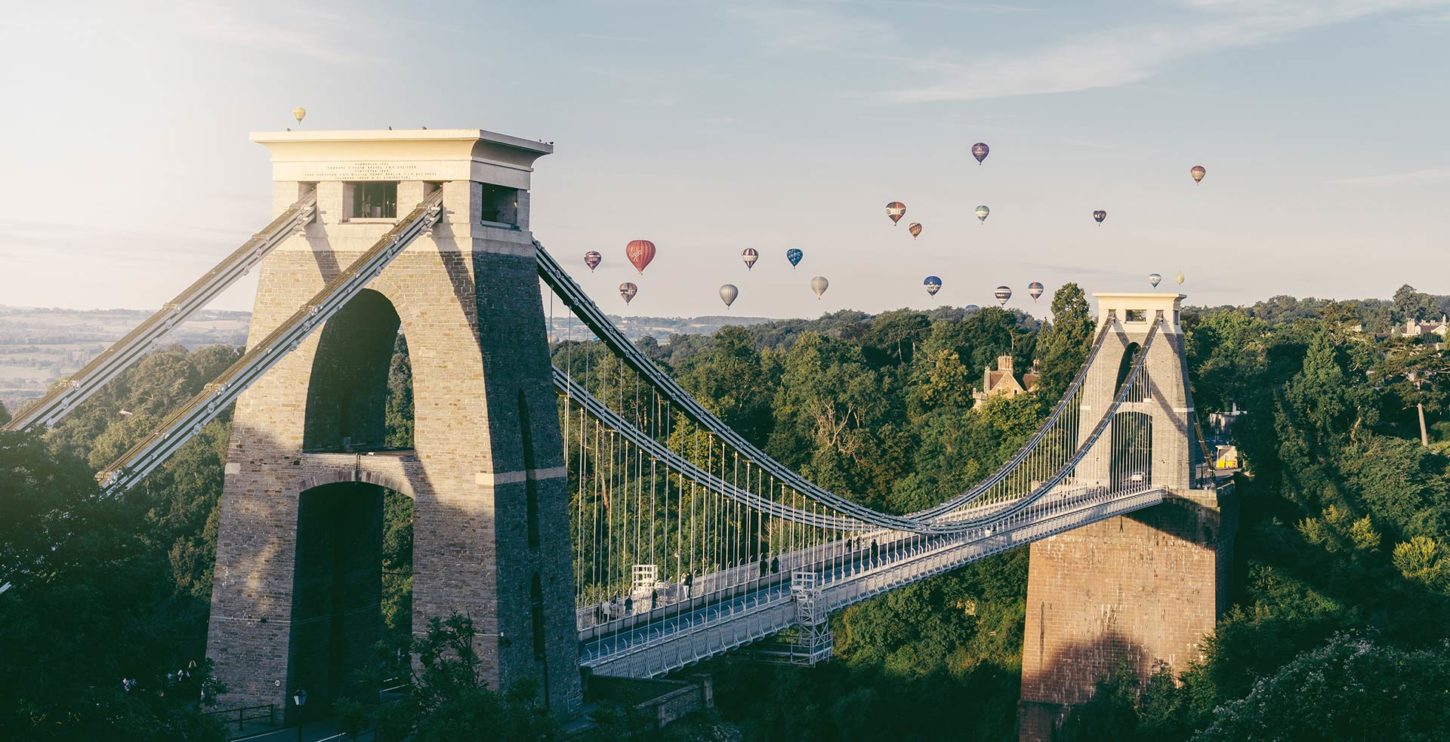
[1418,401,1429,448]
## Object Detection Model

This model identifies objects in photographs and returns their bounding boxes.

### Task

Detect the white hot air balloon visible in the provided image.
[811,276,830,299]
[1175,272,1185,286]
[975,205,991,223]
[1149,273,1162,289]
[719,284,739,308]
[292,107,306,124]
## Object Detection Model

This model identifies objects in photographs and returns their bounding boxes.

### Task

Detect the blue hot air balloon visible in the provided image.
[923,276,943,296]
[786,248,804,268]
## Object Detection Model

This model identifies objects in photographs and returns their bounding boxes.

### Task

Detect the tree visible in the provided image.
[1035,283,1093,400]
[1198,634,1450,741]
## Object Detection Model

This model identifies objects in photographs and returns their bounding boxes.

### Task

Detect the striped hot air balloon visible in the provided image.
[886,201,906,225]
[994,285,1012,305]
[625,239,656,274]
[1028,281,1045,301]
[741,248,759,270]
[583,251,602,272]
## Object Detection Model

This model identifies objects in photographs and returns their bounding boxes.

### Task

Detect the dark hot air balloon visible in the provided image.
[1190,165,1206,184]
[811,276,830,299]
[719,284,738,308]
[908,222,922,239]
[994,285,1012,305]
[971,142,990,164]
[741,248,759,270]
[1093,210,1107,225]
[619,282,638,304]
[1149,273,1162,289]
[786,248,804,268]
[583,251,602,272]
[923,275,942,296]
[1028,281,1044,301]
[625,239,656,274]
[886,201,906,225]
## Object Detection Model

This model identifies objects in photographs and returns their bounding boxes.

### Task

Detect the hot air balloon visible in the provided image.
[583,251,602,272]
[1149,273,1162,289]
[975,205,991,224]
[741,248,759,270]
[1175,272,1185,286]
[786,248,804,268]
[619,282,638,304]
[719,284,739,308]
[908,223,923,239]
[1028,281,1045,301]
[625,239,656,274]
[886,201,906,225]
[971,142,990,164]
[811,276,830,299]
[923,275,942,296]
[994,285,1012,306]
[1093,210,1107,225]
[292,107,306,124]
[1190,165,1206,184]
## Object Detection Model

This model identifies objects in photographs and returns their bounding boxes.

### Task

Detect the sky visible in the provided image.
[2,0,1449,319]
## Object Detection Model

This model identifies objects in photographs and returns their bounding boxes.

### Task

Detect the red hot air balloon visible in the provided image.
[886,201,906,225]
[619,282,638,304]
[625,240,656,274]
[972,142,990,164]
[584,251,602,272]
[908,223,923,239]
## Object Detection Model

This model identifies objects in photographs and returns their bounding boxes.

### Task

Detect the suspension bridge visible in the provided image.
[3,128,1230,737]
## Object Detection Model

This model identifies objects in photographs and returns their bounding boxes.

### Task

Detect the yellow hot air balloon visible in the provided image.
[292,107,307,124]
[1175,272,1185,286]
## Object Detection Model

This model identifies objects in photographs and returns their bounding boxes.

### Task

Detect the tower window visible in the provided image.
[348,182,398,219]
[1125,309,1147,323]
[480,184,519,225]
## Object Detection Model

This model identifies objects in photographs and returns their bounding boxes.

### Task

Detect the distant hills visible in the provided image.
[0,306,775,412]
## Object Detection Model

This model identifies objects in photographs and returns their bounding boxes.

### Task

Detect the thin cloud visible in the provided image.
[889,0,1450,102]
[177,1,377,65]
[726,3,900,52]
[1330,168,1450,187]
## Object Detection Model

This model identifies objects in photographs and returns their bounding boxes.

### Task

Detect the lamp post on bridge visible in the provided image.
[291,688,307,742]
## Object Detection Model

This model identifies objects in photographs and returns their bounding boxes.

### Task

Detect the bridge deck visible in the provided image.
[581,486,1170,678]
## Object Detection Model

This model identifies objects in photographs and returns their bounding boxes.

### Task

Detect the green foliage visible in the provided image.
[373,614,556,742]
[1198,634,1450,741]
[1034,282,1093,400]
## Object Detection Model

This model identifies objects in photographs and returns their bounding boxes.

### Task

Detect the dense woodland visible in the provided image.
[4,284,1450,739]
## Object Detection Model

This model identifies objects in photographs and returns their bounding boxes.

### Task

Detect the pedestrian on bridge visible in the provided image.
[870,540,879,566]
[759,558,769,577]
[684,573,693,599]
[771,557,780,574]
[624,596,634,615]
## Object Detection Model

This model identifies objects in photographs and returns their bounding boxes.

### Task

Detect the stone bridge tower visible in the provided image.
[1018,293,1234,740]
[205,130,581,718]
